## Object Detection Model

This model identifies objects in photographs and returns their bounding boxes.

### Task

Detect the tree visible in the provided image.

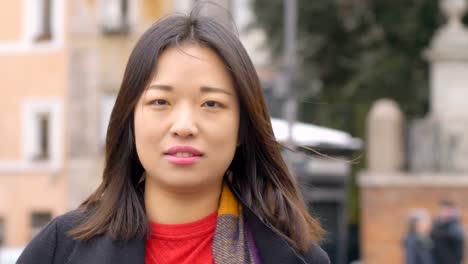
[252,0,445,224]
[253,0,443,130]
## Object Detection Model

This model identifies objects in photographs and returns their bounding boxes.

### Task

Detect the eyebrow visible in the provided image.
[148,84,233,96]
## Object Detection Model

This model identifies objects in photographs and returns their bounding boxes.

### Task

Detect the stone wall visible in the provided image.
[359,174,468,264]
[360,1,468,263]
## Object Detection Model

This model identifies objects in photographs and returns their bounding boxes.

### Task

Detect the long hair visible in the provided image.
[69,11,324,252]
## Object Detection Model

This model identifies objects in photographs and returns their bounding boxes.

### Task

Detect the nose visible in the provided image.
[169,105,199,138]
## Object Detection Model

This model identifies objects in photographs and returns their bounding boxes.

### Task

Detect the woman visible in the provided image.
[17,10,329,264]
[403,209,434,264]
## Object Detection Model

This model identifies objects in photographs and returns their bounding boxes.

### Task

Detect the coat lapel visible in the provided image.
[69,209,309,264]
[67,234,146,264]
[243,206,309,264]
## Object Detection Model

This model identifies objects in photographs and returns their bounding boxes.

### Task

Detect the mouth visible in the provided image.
[164,145,203,156]
[170,152,199,157]
[164,145,204,165]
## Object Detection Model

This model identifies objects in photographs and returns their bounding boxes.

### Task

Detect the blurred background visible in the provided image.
[1,0,468,263]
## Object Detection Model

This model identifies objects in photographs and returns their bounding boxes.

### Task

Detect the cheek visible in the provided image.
[209,112,239,146]
[135,109,163,140]
[134,113,147,163]
[134,111,163,164]
[205,118,239,173]
[215,120,239,170]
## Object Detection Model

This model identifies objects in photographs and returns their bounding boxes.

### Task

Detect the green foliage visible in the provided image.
[253,0,444,130]
[252,0,448,224]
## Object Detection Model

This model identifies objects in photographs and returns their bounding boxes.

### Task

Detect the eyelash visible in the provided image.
[202,100,224,108]
[149,99,169,106]
[148,99,224,108]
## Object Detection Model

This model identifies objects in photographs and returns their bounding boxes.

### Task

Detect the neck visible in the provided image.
[144,179,223,224]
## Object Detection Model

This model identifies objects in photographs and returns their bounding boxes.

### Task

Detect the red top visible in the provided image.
[145,211,218,264]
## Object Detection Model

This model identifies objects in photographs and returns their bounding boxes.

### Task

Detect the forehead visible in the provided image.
[149,43,234,90]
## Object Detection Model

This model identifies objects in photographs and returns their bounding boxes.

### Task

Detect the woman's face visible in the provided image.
[134,43,240,193]
[416,215,432,236]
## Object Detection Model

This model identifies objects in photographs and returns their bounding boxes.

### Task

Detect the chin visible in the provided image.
[156,173,221,192]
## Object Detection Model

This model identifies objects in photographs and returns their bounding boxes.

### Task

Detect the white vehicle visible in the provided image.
[271,118,362,149]
[0,247,23,264]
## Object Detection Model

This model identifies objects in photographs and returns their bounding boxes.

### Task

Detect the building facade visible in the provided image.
[0,0,174,248]
[359,0,468,263]
[0,0,272,249]
[0,0,68,247]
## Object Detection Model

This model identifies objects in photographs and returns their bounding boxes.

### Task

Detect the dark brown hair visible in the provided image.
[69,10,324,252]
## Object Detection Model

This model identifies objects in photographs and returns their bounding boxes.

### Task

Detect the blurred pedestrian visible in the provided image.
[16,5,329,264]
[431,200,464,264]
[403,209,434,264]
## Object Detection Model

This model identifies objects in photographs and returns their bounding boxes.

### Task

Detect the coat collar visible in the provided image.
[233,185,329,264]
[243,205,310,264]
[66,208,309,264]
[64,186,328,264]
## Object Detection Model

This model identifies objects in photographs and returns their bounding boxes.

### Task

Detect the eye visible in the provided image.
[202,100,223,108]
[150,99,169,106]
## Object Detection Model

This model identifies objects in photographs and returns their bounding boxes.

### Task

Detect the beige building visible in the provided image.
[0,0,68,247]
[0,0,172,248]
[0,0,271,249]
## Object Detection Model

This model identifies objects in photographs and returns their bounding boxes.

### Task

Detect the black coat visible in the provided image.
[431,218,464,264]
[17,205,330,264]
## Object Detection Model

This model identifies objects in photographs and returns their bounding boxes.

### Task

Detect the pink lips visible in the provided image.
[164,145,203,166]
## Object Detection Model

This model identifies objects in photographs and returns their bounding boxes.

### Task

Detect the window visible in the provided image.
[36,0,53,41]
[173,0,192,14]
[100,95,117,147]
[100,0,129,34]
[28,0,54,42]
[0,217,5,247]
[34,113,50,160]
[22,98,63,168]
[30,212,52,239]
[25,0,63,44]
[0,0,63,53]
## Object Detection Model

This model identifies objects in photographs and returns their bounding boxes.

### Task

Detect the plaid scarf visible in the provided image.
[213,183,256,264]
